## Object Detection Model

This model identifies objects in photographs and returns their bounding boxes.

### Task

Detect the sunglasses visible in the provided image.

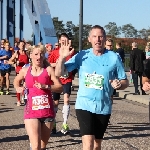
[107,45,112,47]
[55,45,58,46]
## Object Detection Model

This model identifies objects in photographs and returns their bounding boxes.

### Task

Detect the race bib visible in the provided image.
[32,95,50,110]
[84,73,104,90]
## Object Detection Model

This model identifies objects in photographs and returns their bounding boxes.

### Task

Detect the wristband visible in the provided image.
[41,84,50,89]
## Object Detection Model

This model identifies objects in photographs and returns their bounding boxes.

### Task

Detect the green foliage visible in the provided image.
[104,22,121,37]
[52,18,150,52]
[122,24,138,38]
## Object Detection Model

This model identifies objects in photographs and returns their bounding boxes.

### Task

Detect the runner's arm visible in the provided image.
[8,51,17,64]
[142,76,150,84]
[55,52,79,77]
[55,56,69,77]
[47,66,63,93]
[0,55,8,60]
[115,54,129,90]
[118,79,129,90]
[13,68,26,89]
[50,63,57,67]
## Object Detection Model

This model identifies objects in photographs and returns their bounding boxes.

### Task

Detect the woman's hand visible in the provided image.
[33,81,49,89]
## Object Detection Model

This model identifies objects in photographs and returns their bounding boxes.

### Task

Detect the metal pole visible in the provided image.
[19,0,23,40]
[79,0,83,51]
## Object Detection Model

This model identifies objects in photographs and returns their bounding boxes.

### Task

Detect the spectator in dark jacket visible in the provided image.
[116,42,125,63]
[130,42,146,95]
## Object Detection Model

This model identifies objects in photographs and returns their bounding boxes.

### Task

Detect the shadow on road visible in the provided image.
[105,122,150,140]
[0,123,25,130]
[0,107,14,113]
[49,129,81,148]
[0,135,28,143]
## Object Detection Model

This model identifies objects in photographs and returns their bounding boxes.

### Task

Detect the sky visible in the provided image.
[2,0,150,40]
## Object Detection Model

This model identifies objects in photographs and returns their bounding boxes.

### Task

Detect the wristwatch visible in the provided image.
[47,85,51,89]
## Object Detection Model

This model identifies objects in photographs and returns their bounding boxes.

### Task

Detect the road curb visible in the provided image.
[116,91,150,106]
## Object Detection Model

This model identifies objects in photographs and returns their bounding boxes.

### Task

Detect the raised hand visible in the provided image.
[59,39,74,58]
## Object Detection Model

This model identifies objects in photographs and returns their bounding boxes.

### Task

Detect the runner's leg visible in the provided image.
[24,119,41,150]
[41,120,54,149]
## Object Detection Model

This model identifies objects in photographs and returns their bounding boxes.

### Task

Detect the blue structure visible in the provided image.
[0,0,4,41]
[6,0,15,46]
[0,0,57,46]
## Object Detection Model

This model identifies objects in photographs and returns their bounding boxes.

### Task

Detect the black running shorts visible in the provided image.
[0,68,11,76]
[52,82,72,101]
[76,109,110,139]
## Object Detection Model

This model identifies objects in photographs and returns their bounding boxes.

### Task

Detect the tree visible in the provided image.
[65,21,75,39]
[82,24,92,49]
[121,24,138,38]
[138,28,150,40]
[52,17,65,38]
[104,22,121,37]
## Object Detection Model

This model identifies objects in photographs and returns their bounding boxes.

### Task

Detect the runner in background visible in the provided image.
[48,33,75,134]
[45,43,53,59]
[8,41,29,106]
[0,41,12,95]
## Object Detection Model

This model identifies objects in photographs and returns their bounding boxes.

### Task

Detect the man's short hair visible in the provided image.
[106,38,113,43]
[89,25,106,37]
[116,42,121,47]
[46,43,53,48]
[132,42,137,47]
[59,33,69,39]
[4,41,10,45]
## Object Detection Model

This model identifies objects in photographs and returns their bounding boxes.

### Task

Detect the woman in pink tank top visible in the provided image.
[14,45,63,150]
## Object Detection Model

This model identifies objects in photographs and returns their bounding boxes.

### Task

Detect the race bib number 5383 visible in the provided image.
[32,95,50,110]
[84,73,104,90]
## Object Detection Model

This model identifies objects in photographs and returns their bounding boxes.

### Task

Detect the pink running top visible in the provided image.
[24,66,55,119]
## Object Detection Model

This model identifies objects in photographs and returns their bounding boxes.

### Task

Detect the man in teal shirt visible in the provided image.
[55,25,129,150]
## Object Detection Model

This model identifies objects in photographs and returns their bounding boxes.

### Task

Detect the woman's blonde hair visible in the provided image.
[26,44,50,67]
[27,45,46,54]
[145,45,150,51]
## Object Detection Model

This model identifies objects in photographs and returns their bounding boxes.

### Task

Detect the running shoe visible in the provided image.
[17,101,21,106]
[61,124,69,134]
[51,122,57,134]
[5,90,10,95]
[130,79,133,84]
[0,89,4,95]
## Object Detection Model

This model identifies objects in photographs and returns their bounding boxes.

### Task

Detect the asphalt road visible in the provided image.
[0,71,150,150]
